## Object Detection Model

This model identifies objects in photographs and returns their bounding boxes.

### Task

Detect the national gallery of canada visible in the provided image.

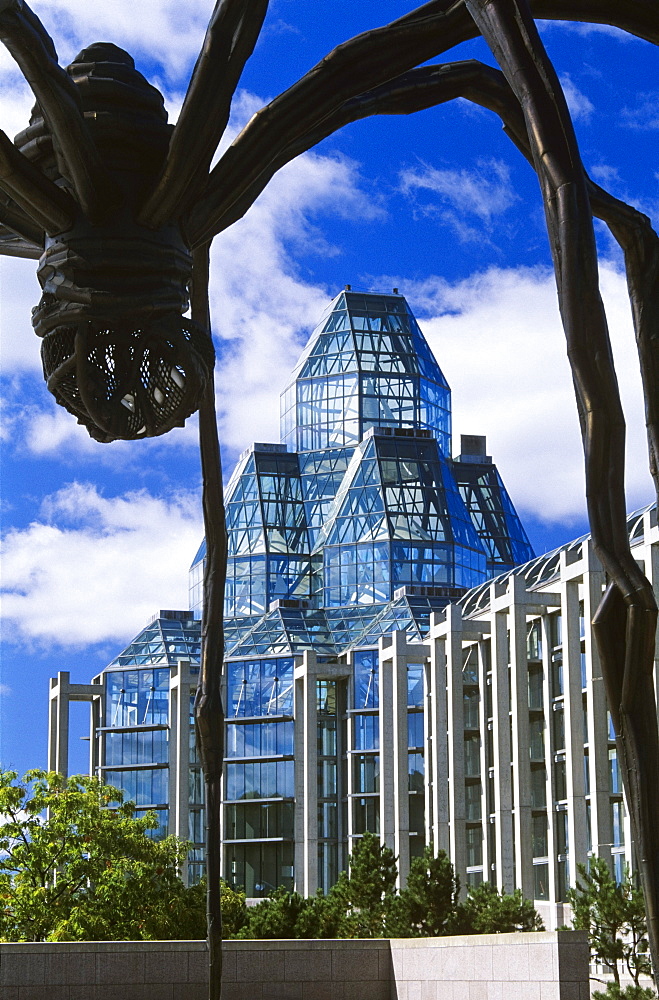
[48,289,659,929]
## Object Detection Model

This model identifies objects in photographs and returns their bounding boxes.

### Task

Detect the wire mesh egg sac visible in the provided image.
[41,315,215,443]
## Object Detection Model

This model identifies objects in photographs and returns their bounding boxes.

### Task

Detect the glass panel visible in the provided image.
[466,781,482,821]
[534,863,550,901]
[225,801,295,840]
[353,797,380,835]
[554,758,567,801]
[466,825,483,866]
[408,753,424,791]
[407,664,424,707]
[226,842,294,897]
[557,858,569,901]
[407,712,424,749]
[409,794,425,835]
[353,754,379,793]
[463,689,479,729]
[354,650,379,709]
[105,767,168,807]
[612,801,625,847]
[609,748,621,794]
[529,717,545,762]
[354,714,380,751]
[532,813,548,857]
[531,767,547,809]
[464,735,481,777]
[528,663,543,711]
[553,704,565,750]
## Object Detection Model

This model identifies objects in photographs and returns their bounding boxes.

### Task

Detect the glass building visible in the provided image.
[49,289,656,925]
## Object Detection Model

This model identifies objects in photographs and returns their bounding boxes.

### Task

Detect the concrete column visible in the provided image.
[169,660,192,864]
[561,569,588,895]
[391,631,410,887]
[428,620,449,854]
[48,673,100,778]
[509,576,534,898]
[445,605,467,885]
[293,661,306,893]
[302,651,319,897]
[378,636,396,856]
[346,651,357,851]
[491,591,514,893]
[423,657,433,848]
[89,691,100,775]
[582,541,611,862]
[48,671,71,776]
[478,636,493,881]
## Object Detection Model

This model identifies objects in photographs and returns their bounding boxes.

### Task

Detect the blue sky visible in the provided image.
[1,1,657,776]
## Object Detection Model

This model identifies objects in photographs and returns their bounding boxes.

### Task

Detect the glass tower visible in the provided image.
[190,289,531,631]
[82,288,536,897]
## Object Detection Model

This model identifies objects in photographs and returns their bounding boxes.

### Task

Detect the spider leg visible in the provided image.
[0,189,43,252]
[593,583,659,975]
[0,127,75,234]
[463,0,658,975]
[0,0,118,222]
[188,61,526,241]
[0,225,40,257]
[138,0,270,231]
[191,241,226,1000]
[185,0,659,247]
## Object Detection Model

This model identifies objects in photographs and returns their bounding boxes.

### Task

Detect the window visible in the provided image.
[531,766,547,809]
[528,663,543,711]
[534,863,550,901]
[353,754,380,794]
[532,813,548,857]
[464,735,481,777]
[466,825,483,866]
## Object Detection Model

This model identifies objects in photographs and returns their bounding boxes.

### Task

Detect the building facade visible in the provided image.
[47,290,659,928]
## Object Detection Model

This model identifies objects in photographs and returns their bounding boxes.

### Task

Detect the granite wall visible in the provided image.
[0,930,589,1000]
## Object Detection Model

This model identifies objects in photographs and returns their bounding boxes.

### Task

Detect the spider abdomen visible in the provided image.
[14,41,214,443]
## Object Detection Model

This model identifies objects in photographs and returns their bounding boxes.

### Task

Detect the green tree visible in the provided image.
[237,886,344,940]
[592,987,657,1000]
[0,769,206,941]
[219,880,248,938]
[237,887,311,939]
[335,831,399,938]
[568,858,653,990]
[387,847,459,938]
[454,881,544,934]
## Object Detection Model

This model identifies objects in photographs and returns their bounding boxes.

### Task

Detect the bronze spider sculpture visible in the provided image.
[1,0,657,994]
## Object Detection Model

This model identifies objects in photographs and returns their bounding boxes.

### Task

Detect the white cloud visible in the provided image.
[538,20,636,42]
[400,262,653,524]
[0,257,43,373]
[399,158,517,242]
[621,93,659,131]
[1,483,203,647]
[23,1,213,79]
[209,149,384,450]
[559,74,595,122]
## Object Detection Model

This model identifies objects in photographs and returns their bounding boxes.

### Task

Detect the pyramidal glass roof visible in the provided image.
[287,291,449,386]
[280,290,452,456]
[106,612,202,668]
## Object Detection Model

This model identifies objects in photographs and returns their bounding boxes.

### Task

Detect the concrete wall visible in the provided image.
[0,931,589,1000]
[391,931,590,1000]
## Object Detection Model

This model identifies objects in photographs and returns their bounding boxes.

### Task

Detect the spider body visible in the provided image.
[14,42,214,442]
